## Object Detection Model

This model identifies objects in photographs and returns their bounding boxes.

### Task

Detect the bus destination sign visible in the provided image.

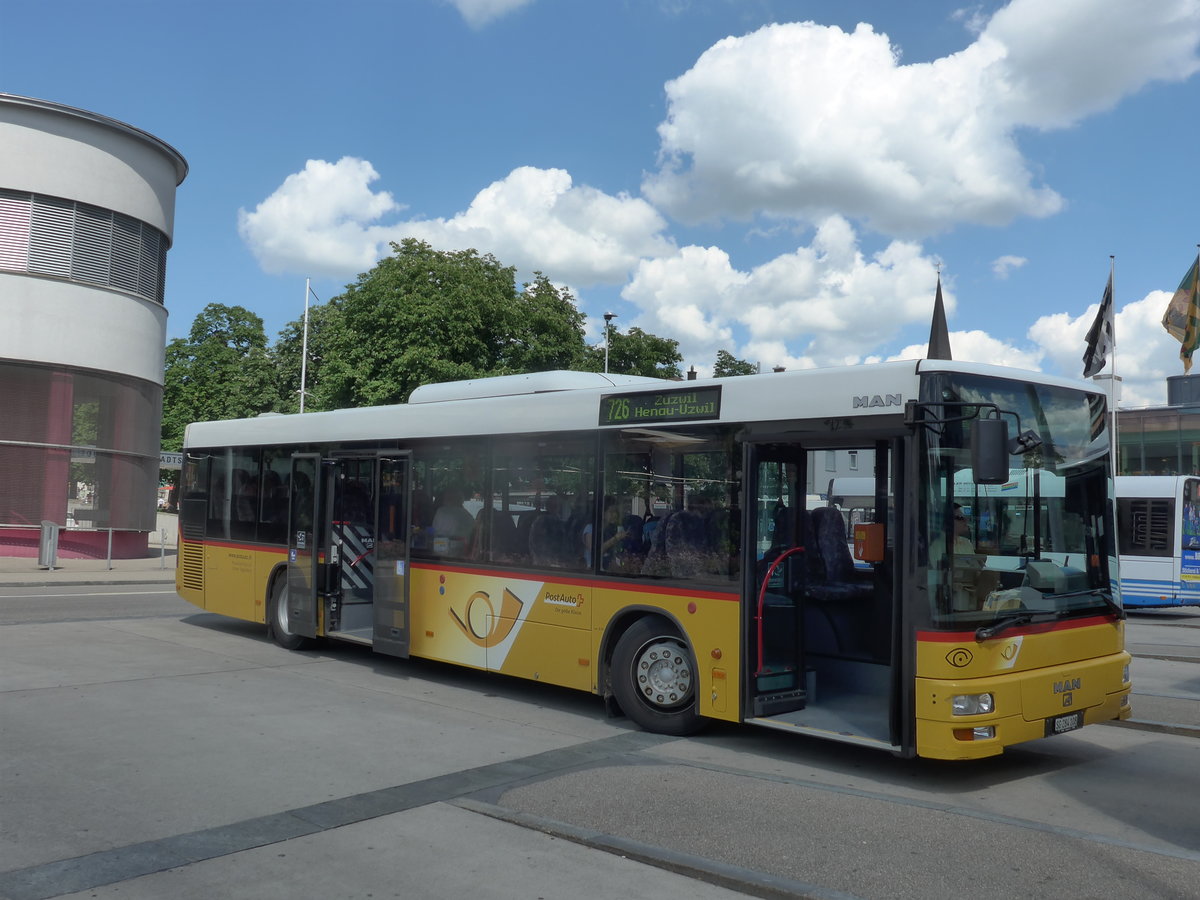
[599,386,722,426]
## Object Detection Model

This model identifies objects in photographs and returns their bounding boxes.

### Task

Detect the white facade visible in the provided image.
[0,94,187,557]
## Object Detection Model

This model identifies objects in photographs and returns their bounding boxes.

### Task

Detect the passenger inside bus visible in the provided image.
[432,487,474,557]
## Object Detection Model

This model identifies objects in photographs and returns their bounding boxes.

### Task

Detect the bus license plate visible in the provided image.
[1045,712,1083,737]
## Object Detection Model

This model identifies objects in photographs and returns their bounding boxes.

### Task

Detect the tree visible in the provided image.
[584,326,683,379]
[505,273,587,372]
[313,240,590,406]
[713,349,757,377]
[161,304,278,451]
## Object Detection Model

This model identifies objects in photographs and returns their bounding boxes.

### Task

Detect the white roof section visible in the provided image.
[408,370,659,403]
[1115,475,1193,498]
[184,360,1098,450]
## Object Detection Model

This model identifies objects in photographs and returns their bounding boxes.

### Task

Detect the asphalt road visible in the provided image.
[1,588,1198,900]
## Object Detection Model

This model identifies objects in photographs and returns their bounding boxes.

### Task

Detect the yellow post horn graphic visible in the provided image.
[449,588,524,647]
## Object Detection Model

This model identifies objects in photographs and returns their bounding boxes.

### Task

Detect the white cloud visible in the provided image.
[644,1,1200,233]
[404,167,675,285]
[886,330,1044,369]
[1029,290,1181,407]
[992,255,1027,278]
[237,158,402,277]
[985,0,1200,129]
[445,0,534,28]
[240,162,674,285]
[622,215,949,368]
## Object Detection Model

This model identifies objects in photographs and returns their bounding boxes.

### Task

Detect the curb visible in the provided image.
[0,579,177,589]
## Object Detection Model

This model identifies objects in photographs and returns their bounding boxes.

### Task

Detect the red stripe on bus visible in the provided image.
[917,614,1118,642]
[410,561,740,601]
[191,539,287,555]
[181,540,738,602]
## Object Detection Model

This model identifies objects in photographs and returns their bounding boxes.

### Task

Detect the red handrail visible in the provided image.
[754,546,806,677]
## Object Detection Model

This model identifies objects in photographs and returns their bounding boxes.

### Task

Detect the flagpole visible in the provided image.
[299,277,311,414]
[1108,255,1117,479]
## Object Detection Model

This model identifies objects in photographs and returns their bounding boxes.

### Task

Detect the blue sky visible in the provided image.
[3,0,1198,406]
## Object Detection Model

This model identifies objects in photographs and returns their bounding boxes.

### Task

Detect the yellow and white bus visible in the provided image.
[176,360,1130,760]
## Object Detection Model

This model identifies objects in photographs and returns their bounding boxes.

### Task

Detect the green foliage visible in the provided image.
[161,304,278,450]
[584,326,683,379]
[164,241,689,434]
[713,349,757,377]
[299,241,590,407]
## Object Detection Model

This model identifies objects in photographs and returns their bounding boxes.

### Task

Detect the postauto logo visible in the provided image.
[449,587,525,648]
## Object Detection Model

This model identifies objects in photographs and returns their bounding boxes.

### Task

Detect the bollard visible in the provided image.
[160,528,167,569]
[38,521,60,570]
[106,528,113,570]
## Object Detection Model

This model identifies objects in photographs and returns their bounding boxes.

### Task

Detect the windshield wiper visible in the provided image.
[1055,589,1125,620]
[975,614,1033,642]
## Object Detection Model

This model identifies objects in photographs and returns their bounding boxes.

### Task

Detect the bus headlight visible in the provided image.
[952,693,994,716]
[1122,663,1130,684]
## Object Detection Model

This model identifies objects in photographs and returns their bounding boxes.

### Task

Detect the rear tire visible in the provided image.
[268,576,312,650]
[611,616,704,736]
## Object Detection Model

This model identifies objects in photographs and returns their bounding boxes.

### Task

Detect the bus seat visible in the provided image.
[808,506,872,602]
[665,509,706,578]
[529,514,568,567]
[640,510,673,577]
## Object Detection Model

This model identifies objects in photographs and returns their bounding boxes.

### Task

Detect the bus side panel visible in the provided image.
[914,620,1131,760]
[591,584,743,724]
[403,564,743,719]
[199,542,266,623]
[407,565,593,691]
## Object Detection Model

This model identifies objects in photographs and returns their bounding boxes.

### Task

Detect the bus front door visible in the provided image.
[285,453,321,640]
[745,441,899,752]
[372,453,411,658]
[746,444,809,716]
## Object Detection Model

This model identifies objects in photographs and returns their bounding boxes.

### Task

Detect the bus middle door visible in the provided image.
[285,453,322,641]
[372,453,412,658]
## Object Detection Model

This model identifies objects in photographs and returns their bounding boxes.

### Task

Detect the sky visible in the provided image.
[3,0,1199,407]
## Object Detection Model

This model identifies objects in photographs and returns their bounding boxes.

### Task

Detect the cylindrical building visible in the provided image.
[0,94,187,558]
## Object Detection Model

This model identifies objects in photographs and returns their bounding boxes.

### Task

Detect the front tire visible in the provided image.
[268,576,312,650]
[611,616,704,736]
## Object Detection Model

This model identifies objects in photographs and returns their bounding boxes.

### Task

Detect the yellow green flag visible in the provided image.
[1162,255,1200,373]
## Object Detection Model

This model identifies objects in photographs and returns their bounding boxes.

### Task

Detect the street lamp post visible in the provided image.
[603,312,617,374]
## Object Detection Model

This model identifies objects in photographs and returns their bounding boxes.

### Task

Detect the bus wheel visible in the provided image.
[268,577,312,651]
[611,616,703,736]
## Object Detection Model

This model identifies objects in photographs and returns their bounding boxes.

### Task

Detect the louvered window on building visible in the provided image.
[0,189,167,303]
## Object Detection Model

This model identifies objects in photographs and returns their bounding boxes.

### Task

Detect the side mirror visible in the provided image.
[972,418,1010,485]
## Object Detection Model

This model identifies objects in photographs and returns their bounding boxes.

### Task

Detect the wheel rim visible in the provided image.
[632,637,693,710]
[275,585,291,635]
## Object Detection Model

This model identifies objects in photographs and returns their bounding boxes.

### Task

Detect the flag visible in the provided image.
[1162,254,1200,374]
[927,275,952,360]
[1081,273,1114,378]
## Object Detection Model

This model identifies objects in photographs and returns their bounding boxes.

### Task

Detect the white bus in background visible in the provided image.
[1115,475,1200,609]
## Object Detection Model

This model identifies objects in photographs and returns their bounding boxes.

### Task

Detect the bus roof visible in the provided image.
[183,359,1102,450]
[1115,475,1194,498]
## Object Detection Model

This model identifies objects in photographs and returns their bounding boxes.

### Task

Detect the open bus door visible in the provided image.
[372,453,411,658]
[744,441,900,752]
[285,452,321,641]
[746,443,810,716]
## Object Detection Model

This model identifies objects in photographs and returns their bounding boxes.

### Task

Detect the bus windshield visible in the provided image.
[920,373,1117,632]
